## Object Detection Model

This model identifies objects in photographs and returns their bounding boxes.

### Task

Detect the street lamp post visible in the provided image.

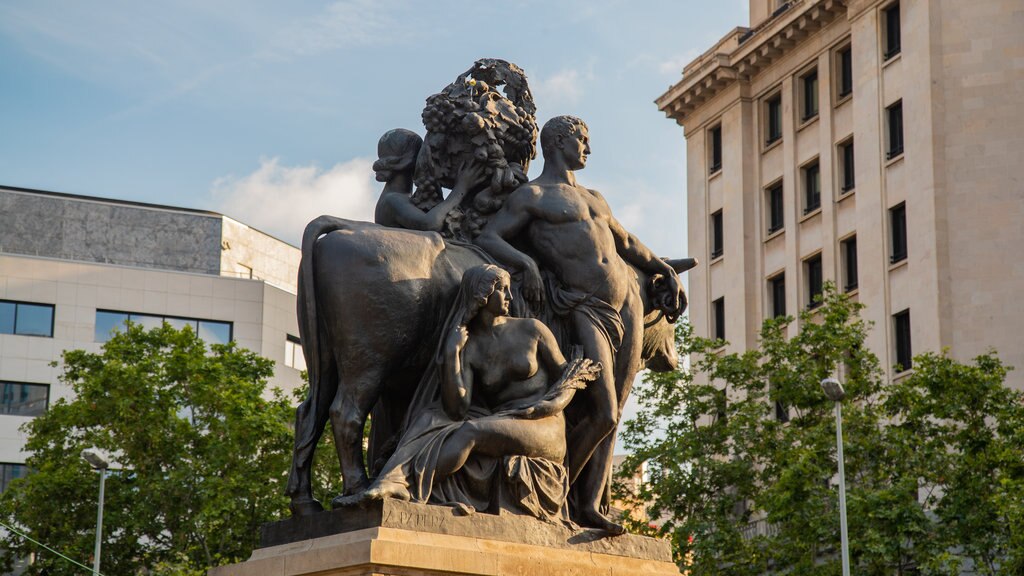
[81,448,109,576]
[821,377,851,576]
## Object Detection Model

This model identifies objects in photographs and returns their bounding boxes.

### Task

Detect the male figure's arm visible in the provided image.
[590,189,684,315]
[476,187,544,307]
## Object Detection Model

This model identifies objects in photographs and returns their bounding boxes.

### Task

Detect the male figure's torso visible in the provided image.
[518,181,632,309]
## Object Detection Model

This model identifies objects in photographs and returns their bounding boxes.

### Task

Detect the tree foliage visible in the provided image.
[618,285,1024,575]
[0,323,296,575]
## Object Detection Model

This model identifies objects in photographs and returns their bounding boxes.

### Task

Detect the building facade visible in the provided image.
[657,0,1024,388]
[0,185,305,484]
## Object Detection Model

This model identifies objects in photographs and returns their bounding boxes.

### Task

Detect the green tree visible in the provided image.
[618,286,1024,575]
[0,322,296,575]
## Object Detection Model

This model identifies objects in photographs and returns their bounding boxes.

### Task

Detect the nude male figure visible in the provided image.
[477,116,683,532]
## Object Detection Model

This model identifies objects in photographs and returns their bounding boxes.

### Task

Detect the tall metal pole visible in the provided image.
[835,401,850,576]
[93,467,106,576]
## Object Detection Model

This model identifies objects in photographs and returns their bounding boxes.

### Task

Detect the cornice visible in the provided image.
[656,0,848,126]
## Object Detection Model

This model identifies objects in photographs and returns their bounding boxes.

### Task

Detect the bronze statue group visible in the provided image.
[285,60,691,534]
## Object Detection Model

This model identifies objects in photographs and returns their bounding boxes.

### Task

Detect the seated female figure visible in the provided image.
[351,264,599,521]
[372,128,485,231]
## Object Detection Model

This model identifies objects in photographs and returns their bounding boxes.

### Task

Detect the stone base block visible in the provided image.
[210,500,680,576]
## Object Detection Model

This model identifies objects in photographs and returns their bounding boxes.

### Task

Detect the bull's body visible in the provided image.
[285,216,683,515]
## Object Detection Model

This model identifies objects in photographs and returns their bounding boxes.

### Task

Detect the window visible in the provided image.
[890,202,907,263]
[883,2,901,60]
[887,100,904,159]
[284,334,307,371]
[803,161,821,214]
[837,44,853,97]
[96,311,233,345]
[805,254,823,309]
[839,138,855,192]
[841,236,859,291]
[800,68,819,121]
[765,93,783,145]
[775,399,790,423]
[0,463,27,493]
[712,297,726,341]
[709,124,723,174]
[0,382,48,417]
[769,274,786,318]
[0,300,54,337]
[710,210,724,259]
[766,181,784,233]
[893,309,912,371]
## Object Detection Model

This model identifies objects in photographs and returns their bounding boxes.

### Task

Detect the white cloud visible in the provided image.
[210,157,377,245]
[532,68,588,110]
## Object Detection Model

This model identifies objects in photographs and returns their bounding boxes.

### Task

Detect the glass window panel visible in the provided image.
[129,314,164,331]
[95,311,129,342]
[0,382,48,416]
[0,463,28,493]
[0,302,14,334]
[198,321,232,345]
[14,304,53,337]
[165,317,196,331]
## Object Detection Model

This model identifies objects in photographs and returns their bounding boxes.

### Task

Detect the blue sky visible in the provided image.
[0,0,746,257]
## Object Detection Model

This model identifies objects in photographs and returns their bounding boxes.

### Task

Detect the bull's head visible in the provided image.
[639,258,698,373]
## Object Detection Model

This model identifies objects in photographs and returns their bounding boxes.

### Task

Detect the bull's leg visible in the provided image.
[327,365,384,504]
[285,356,337,516]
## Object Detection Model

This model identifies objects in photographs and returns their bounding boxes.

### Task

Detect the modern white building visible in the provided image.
[0,185,305,486]
[657,0,1024,389]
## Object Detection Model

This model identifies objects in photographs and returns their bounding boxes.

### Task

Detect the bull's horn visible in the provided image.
[665,258,699,273]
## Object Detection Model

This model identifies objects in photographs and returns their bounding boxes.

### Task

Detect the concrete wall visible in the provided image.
[0,253,303,464]
[0,188,222,275]
[220,217,299,294]
[935,0,1024,376]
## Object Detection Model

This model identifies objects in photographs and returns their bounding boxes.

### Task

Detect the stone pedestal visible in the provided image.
[210,500,681,576]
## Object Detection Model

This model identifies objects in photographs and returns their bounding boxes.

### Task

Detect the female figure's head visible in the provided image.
[457,264,512,325]
[373,128,423,183]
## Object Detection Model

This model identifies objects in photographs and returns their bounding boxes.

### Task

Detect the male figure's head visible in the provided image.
[540,116,590,171]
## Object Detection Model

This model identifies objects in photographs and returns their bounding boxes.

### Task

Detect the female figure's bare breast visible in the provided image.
[465,319,550,410]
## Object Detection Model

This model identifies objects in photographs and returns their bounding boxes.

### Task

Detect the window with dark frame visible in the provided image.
[0,300,54,338]
[95,310,233,345]
[765,93,782,145]
[805,254,823,309]
[709,124,722,174]
[801,69,819,121]
[769,274,786,318]
[839,139,855,192]
[713,297,726,341]
[884,2,901,60]
[837,44,853,97]
[767,181,784,233]
[775,399,790,423]
[711,210,724,259]
[285,334,307,371]
[893,309,912,372]
[0,463,28,493]
[0,382,48,417]
[842,236,859,292]
[890,202,907,264]
[803,161,821,214]
[887,100,904,159]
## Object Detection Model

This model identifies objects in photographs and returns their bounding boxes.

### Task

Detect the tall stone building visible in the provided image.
[0,185,305,487]
[657,0,1024,388]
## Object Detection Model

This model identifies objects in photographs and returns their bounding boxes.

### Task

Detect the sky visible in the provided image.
[0,0,746,256]
[0,1,747,442]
